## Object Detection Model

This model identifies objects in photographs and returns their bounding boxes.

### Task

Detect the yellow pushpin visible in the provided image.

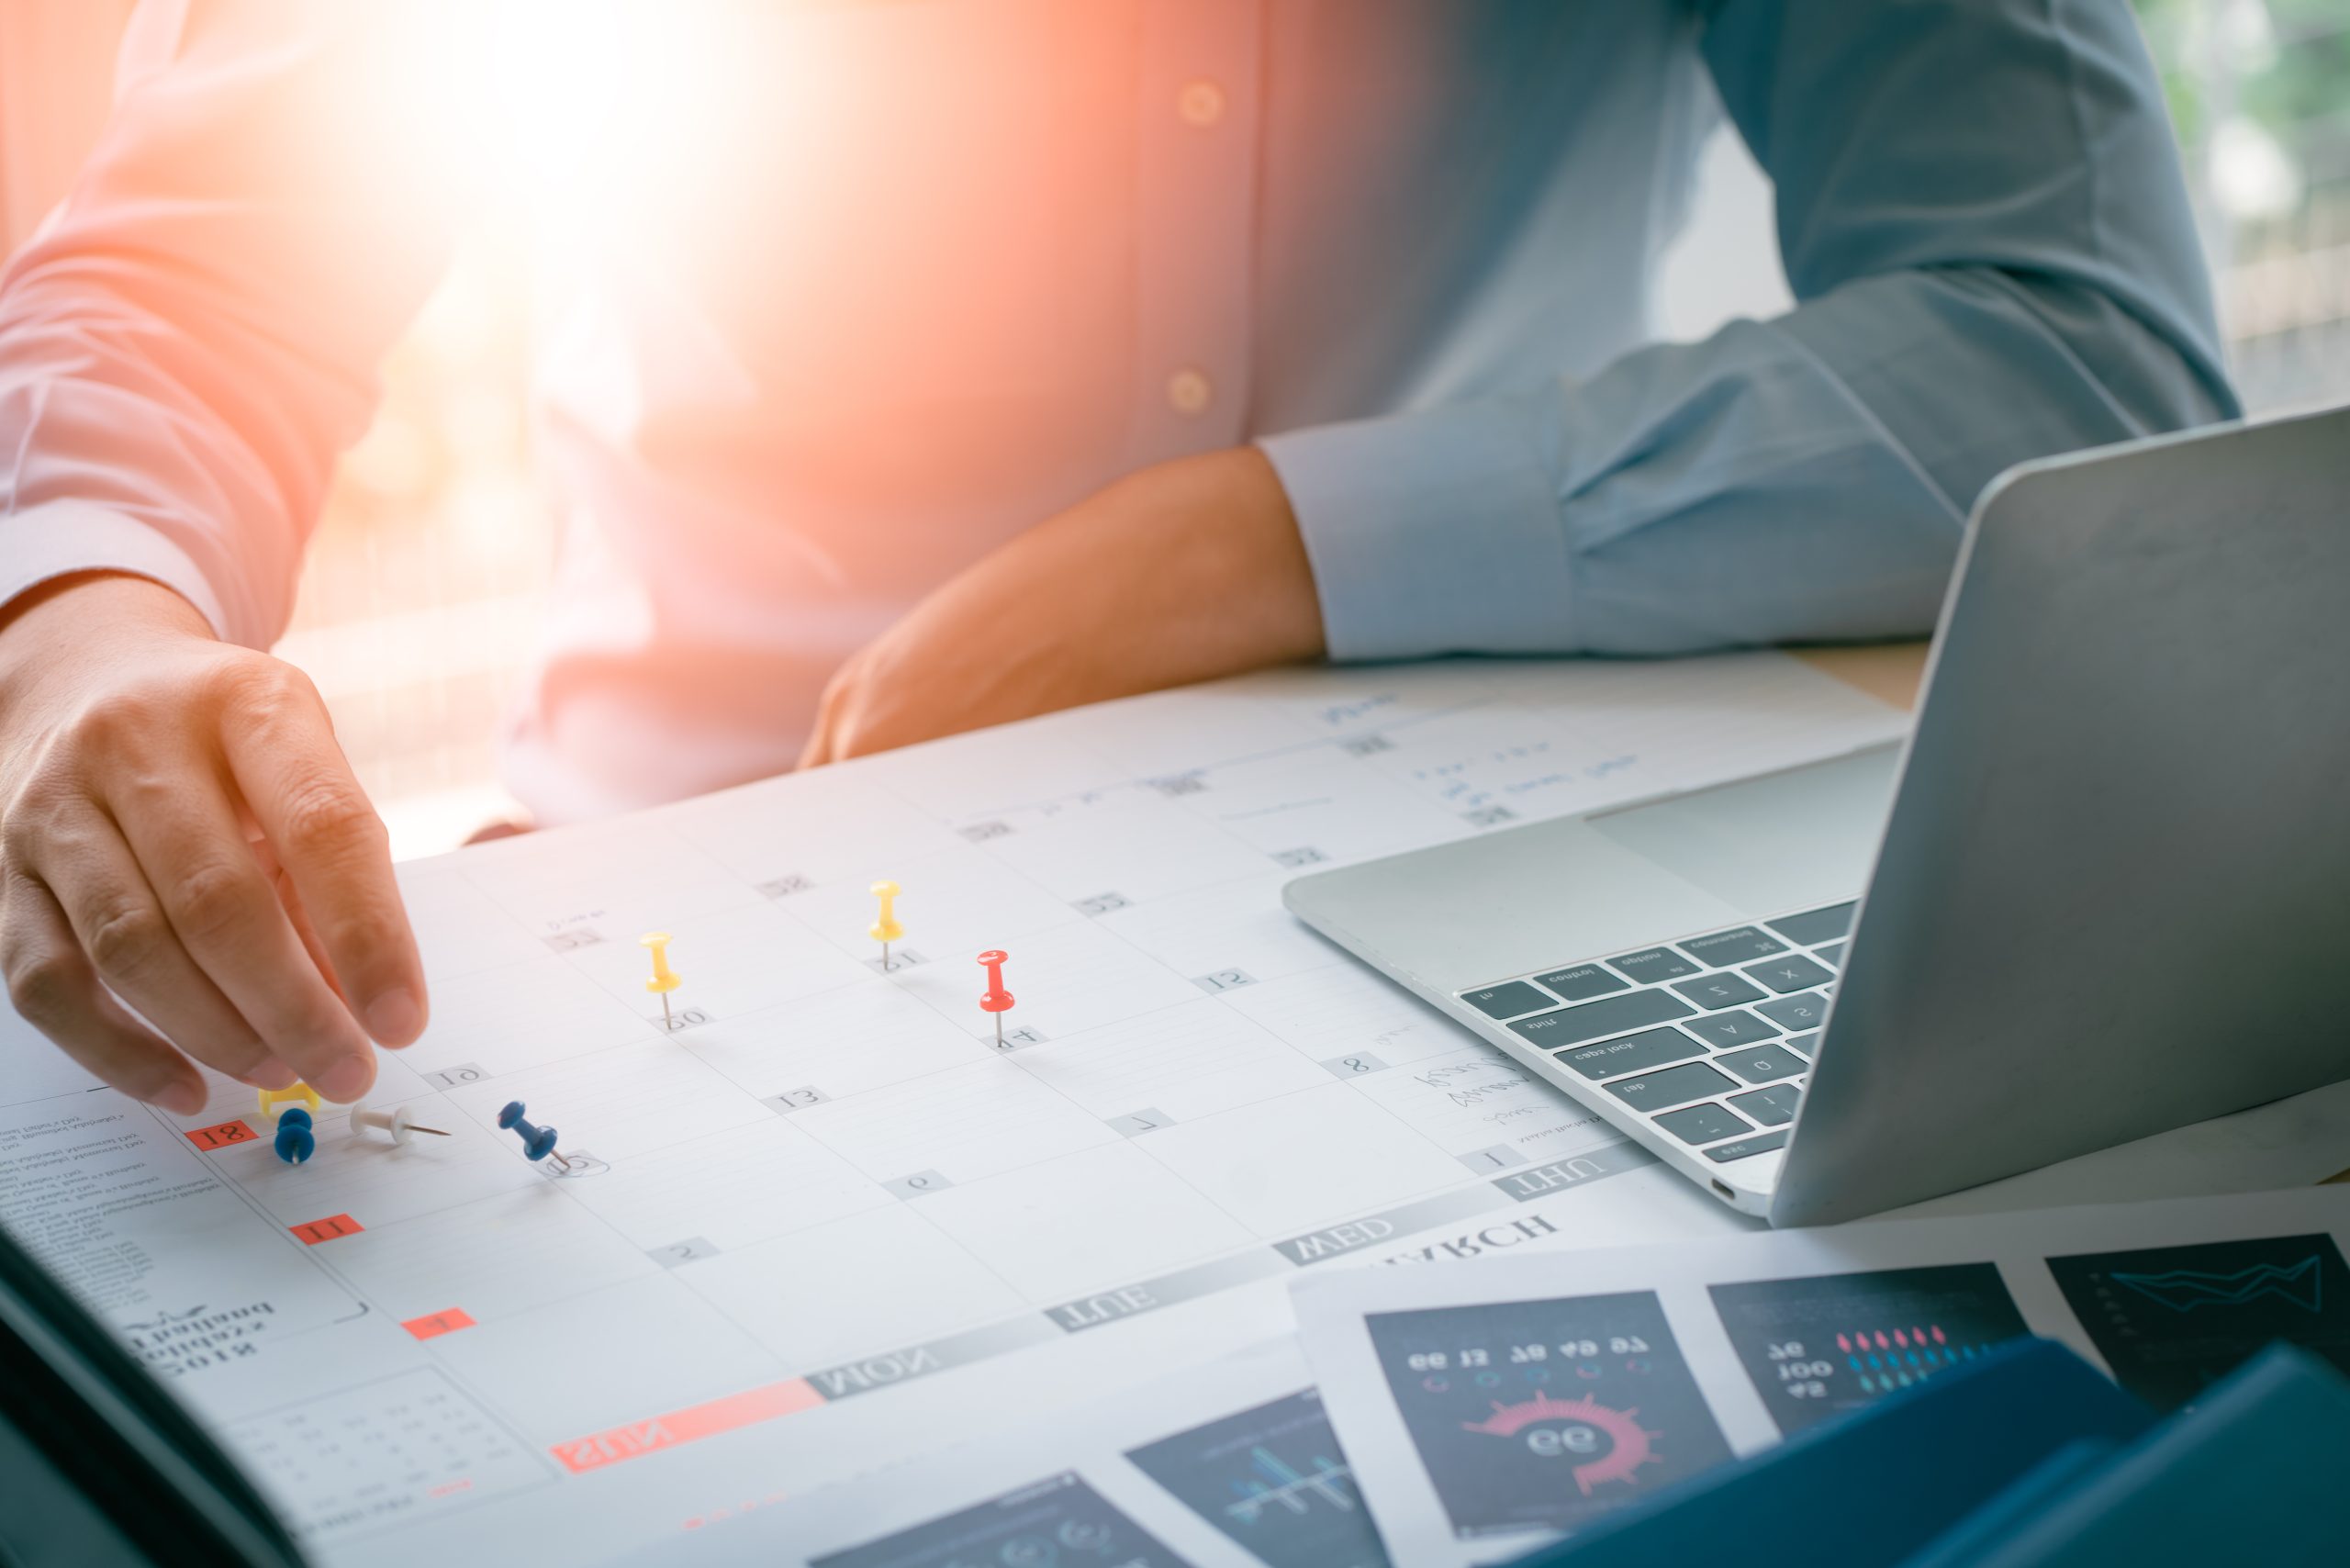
[868,880,903,970]
[258,1082,322,1121]
[641,931,681,1029]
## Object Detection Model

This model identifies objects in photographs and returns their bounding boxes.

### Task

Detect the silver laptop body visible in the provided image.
[1283,407,2350,1226]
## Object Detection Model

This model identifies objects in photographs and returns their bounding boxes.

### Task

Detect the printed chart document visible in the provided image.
[668,1341,1375,1566]
[677,1160,1772,1568]
[1290,1185,2350,1568]
[0,652,1902,1564]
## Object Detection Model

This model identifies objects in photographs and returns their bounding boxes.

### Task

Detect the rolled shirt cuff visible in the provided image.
[0,499,234,639]
[1259,387,1573,662]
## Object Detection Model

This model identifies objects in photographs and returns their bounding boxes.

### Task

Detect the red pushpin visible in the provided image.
[978,949,1014,1047]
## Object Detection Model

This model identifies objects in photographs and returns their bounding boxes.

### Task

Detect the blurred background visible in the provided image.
[2,0,2344,859]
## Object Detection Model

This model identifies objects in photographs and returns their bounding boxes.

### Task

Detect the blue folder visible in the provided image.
[1923,1344,2350,1568]
[1505,1338,2350,1568]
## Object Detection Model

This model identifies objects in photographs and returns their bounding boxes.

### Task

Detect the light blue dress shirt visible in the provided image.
[1261,0,2237,659]
[0,0,2234,820]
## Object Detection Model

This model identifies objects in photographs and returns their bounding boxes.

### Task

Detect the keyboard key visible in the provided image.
[1671,973,1766,1010]
[1554,1026,1706,1080]
[1756,991,1829,1032]
[1683,1009,1781,1047]
[1741,955,1833,995]
[1603,1061,1737,1112]
[1460,980,1552,1019]
[1729,1082,1803,1126]
[1764,902,1857,946]
[1816,942,1846,969]
[1506,989,1695,1049]
[1654,1102,1752,1146]
[1678,926,1785,966]
[1607,946,1700,984]
[1533,963,1628,1002]
[1784,1032,1819,1058]
[1718,1044,1807,1083]
[1706,1129,1790,1162]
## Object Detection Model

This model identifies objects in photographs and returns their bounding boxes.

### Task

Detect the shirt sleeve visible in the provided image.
[1261,0,2239,661]
[0,0,461,647]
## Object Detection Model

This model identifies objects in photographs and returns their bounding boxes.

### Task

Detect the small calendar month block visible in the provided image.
[290,1214,364,1246]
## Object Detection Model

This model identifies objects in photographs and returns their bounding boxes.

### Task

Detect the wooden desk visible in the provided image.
[1795,641,1930,713]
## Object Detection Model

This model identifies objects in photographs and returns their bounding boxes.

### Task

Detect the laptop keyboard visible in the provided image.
[1457,902,1855,1166]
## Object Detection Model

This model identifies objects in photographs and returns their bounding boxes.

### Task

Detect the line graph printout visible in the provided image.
[1125,1386,1387,1568]
[673,1342,1393,1568]
[1292,1185,2350,1568]
[0,652,1898,1565]
[2045,1233,2350,1411]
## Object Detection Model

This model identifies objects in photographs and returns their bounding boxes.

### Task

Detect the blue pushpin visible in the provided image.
[497,1101,572,1170]
[273,1106,316,1164]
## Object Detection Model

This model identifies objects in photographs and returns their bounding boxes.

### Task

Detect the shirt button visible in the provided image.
[1176,80,1226,128]
[1166,367,1214,415]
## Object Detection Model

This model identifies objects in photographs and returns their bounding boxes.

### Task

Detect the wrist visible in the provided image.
[1,571,213,639]
[0,573,215,709]
[1141,446,1325,667]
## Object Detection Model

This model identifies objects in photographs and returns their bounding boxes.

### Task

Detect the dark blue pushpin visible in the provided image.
[498,1101,569,1169]
[274,1106,316,1164]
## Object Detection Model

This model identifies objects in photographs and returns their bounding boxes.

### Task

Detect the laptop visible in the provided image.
[1283,407,2350,1226]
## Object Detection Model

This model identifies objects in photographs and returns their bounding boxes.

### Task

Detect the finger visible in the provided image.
[263,842,349,1006]
[218,668,426,1051]
[795,694,834,769]
[28,803,288,1089]
[105,759,379,1104]
[1,871,206,1114]
[800,670,854,769]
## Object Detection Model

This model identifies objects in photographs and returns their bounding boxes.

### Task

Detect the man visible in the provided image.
[0,0,2232,1115]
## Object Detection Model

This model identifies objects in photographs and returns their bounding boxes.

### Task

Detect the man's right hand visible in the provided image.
[0,574,426,1114]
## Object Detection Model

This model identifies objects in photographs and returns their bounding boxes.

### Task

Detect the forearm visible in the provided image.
[1268,0,2233,661]
[1530,259,2233,656]
[0,0,461,645]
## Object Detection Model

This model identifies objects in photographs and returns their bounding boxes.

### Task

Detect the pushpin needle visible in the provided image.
[642,931,682,1028]
[351,1103,453,1144]
[978,948,1014,1047]
[498,1101,574,1170]
[869,880,903,971]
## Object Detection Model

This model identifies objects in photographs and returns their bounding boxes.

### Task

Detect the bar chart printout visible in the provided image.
[2045,1233,2350,1412]
[1125,1388,1389,1568]
[1707,1264,2033,1435]
[1362,1291,1730,1538]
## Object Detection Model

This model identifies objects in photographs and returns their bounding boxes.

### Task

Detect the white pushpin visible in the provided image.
[350,1101,452,1147]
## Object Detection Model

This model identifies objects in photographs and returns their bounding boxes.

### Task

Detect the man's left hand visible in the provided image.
[798,446,1326,766]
